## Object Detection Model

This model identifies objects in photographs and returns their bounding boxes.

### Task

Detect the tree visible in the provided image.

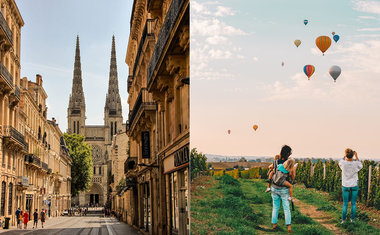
[64,133,93,197]
[190,148,207,180]
[239,157,247,162]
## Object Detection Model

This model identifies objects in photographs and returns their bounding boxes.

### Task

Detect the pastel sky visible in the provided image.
[191,0,380,159]
[15,0,132,131]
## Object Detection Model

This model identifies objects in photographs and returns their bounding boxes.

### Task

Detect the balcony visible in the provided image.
[3,126,28,152]
[16,176,29,190]
[127,88,156,133]
[9,85,21,106]
[24,154,41,168]
[0,12,13,49]
[0,62,13,92]
[41,162,49,172]
[147,0,186,88]
[132,19,155,81]
[124,157,137,174]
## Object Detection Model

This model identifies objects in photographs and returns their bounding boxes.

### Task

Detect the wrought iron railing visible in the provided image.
[14,86,20,100]
[128,88,155,128]
[147,0,186,86]
[3,126,27,151]
[0,62,13,89]
[0,12,13,45]
[24,154,41,167]
[132,19,155,80]
[42,162,49,171]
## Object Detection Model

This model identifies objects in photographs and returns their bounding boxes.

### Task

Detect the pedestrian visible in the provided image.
[33,209,38,229]
[19,210,23,229]
[15,208,21,229]
[23,211,29,229]
[339,149,363,223]
[271,145,294,234]
[40,209,46,228]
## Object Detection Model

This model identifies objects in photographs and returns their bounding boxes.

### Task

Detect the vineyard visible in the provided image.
[295,159,380,209]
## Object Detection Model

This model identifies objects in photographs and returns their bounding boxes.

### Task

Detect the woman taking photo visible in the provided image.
[339,148,363,223]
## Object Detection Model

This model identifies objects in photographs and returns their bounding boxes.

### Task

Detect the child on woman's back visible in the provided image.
[273,158,297,201]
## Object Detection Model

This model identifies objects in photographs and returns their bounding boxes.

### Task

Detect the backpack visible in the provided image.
[272,160,288,186]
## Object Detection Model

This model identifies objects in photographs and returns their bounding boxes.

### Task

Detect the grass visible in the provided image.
[191,176,333,234]
[293,184,380,234]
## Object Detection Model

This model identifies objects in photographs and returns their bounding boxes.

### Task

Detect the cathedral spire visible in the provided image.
[68,35,86,134]
[105,35,122,117]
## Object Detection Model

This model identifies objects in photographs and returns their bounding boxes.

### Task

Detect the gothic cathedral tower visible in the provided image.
[67,36,86,135]
[104,36,123,144]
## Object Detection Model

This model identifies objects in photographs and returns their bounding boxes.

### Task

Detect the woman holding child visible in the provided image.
[269,145,297,234]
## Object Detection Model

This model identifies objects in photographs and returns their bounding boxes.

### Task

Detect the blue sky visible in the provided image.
[191,0,380,159]
[16,0,132,131]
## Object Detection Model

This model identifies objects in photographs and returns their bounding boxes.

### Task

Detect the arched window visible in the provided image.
[77,121,79,134]
[110,122,113,138]
[115,122,117,134]
[73,121,76,134]
[1,181,6,216]
[8,183,12,215]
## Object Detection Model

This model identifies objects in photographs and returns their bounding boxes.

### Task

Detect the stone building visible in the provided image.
[0,0,25,226]
[18,75,72,220]
[123,0,189,234]
[67,35,125,207]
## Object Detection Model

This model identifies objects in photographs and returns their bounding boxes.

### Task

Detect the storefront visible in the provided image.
[163,145,189,235]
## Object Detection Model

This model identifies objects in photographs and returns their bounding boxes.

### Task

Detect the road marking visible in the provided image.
[105,218,114,235]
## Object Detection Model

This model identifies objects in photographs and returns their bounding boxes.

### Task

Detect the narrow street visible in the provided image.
[0,216,140,235]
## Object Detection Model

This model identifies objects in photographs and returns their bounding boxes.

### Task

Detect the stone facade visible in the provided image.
[119,0,190,234]
[67,36,126,207]
[0,1,71,226]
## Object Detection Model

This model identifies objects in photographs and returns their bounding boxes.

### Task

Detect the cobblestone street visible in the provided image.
[0,216,139,235]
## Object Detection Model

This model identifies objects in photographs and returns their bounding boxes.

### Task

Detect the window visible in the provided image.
[93,167,96,175]
[110,121,113,138]
[73,121,76,134]
[8,183,12,215]
[1,181,6,216]
[99,167,101,175]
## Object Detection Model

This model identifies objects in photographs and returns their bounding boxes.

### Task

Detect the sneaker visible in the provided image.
[341,220,345,224]
[265,188,271,193]
[288,197,294,202]
[350,219,355,223]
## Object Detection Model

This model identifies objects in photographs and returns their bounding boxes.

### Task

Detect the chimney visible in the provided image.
[36,74,43,86]
[21,77,28,89]
[52,117,56,123]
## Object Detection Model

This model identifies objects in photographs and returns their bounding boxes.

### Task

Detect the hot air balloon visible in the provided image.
[294,39,301,48]
[253,125,258,131]
[332,32,335,36]
[303,65,315,80]
[228,130,231,134]
[281,61,284,67]
[333,35,340,43]
[315,36,331,55]
[304,19,308,25]
[329,65,341,82]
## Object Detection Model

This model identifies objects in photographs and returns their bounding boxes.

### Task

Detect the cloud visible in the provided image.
[353,1,380,15]
[357,27,380,32]
[358,15,377,20]
[263,40,380,104]
[191,1,248,80]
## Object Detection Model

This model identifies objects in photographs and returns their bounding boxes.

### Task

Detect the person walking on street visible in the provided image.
[23,211,29,229]
[40,209,46,228]
[15,208,21,229]
[339,149,363,223]
[33,209,39,229]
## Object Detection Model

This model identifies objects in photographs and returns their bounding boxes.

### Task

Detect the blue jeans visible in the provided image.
[342,186,359,221]
[271,186,291,225]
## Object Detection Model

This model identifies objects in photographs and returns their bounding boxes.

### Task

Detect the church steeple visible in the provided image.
[68,35,86,134]
[104,35,123,142]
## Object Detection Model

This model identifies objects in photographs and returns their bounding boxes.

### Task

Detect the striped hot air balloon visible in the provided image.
[315,36,332,55]
[303,65,315,80]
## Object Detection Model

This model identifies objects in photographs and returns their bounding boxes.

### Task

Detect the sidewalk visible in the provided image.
[0,215,71,233]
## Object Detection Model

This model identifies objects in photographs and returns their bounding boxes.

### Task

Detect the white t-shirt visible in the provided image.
[338,159,363,187]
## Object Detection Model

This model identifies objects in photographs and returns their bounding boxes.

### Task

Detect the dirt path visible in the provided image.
[294,198,344,235]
